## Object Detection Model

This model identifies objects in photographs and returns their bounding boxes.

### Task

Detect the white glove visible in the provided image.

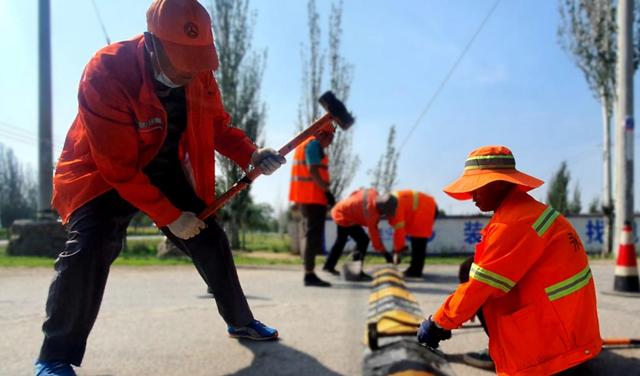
[251,148,286,175]
[167,212,206,239]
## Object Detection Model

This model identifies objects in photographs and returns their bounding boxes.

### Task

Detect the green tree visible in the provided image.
[547,161,571,215]
[0,143,37,228]
[370,125,400,194]
[588,197,601,213]
[568,183,582,214]
[557,0,640,254]
[209,0,266,249]
[298,0,359,199]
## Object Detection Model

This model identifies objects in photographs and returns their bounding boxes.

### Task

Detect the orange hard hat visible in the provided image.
[443,145,544,200]
[146,0,219,72]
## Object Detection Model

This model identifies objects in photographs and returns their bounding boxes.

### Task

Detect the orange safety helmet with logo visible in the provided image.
[289,137,330,206]
[432,146,601,376]
[387,190,436,252]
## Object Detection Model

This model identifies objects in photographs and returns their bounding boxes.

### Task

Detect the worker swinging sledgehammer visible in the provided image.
[323,188,398,281]
[35,1,289,375]
[417,146,602,375]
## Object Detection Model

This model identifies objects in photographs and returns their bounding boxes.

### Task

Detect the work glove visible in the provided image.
[325,191,336,207]
[417,316,452,349]
[251,148,286,175]
[167,211,206,240]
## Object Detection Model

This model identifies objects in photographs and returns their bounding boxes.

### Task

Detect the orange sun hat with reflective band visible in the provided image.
[443,145,544,200]
[147,0,219,72]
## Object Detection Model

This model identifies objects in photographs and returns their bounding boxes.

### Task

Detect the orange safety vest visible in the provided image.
[433,190,601,376]
[388,190,436,251]
[289,137,330,205]
[331,188,385,252]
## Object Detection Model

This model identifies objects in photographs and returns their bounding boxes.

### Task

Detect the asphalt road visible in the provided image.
[1,261,639,375]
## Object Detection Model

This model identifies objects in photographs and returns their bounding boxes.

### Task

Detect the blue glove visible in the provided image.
[417,316,452,349]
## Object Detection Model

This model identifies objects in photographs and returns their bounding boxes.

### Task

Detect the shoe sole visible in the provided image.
[229,332,279,341]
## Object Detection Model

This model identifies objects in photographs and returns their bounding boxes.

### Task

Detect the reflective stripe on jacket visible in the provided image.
[52,35,257,226]
[387,190,436,251]
[433,190,601,375]
[288,138,329,205]
[331,188,385,251]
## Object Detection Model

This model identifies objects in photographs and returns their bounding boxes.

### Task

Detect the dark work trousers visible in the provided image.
[407,237,428,274]
[458,256,594,375]
[299,204,327,272]
[324,225,370,270]
[38,190,253,366]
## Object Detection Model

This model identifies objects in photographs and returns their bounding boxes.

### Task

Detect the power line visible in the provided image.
[398,0,502,150]
[91,0,111,45]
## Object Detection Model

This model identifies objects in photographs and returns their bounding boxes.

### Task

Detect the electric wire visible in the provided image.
[398,0,502,150]
[91,0,111,45]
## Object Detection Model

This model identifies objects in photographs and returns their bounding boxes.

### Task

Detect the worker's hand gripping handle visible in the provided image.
[198,113,334,220]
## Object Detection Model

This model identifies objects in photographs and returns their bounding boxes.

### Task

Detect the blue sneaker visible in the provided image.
[34,360,77,376]
[228,319,279,340]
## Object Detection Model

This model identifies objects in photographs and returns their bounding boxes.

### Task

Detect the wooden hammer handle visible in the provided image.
[198,113,334,220]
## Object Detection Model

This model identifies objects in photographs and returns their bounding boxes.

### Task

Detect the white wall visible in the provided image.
[322,215,636,255]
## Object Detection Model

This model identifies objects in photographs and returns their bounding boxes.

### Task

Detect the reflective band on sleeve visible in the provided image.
[532,206,560,237]
[545,265,592,301]
[393,221,405,230]
[291,177,314,182]
[412,191,419,210]
[470,263,515,293]
[363,189,369,218]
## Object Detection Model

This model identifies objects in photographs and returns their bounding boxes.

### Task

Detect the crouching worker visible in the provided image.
[35,1,285,375]
[323,188,397,281]
[418,146,601,376]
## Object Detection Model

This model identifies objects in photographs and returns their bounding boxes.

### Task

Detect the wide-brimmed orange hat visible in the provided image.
[147,0,219,72]
[443,145,544,200]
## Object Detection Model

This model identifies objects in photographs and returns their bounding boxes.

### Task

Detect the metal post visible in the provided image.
[38,0,53,217]
[602,95,613,256]
[614,0,634,256]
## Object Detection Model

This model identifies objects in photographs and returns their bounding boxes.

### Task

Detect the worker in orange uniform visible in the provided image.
[323,188,398,280]
[289,129,336,287]
[417,146,601,376]
[35,1,285,375]
[387,190,437,278]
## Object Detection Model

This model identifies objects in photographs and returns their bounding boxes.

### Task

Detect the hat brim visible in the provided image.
[443,169,544,200]
[160,38,219,72]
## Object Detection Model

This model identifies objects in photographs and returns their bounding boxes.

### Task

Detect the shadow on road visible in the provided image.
[586,349,640,376]
[228,338,342,376]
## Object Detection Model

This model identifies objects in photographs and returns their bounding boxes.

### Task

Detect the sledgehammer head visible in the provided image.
[319,91,355,130]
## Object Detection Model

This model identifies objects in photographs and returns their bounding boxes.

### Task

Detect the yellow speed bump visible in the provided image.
[373,268,403,278]
[369,287,417,304]
[390,371,435,376]
[371,309,422,327]
[372,275,405,287]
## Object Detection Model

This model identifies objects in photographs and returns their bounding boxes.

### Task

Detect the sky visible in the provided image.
[1,0,640,216]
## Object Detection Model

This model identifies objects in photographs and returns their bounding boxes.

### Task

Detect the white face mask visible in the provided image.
[154,67,182,88]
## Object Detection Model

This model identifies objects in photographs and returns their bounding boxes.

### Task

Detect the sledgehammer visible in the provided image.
[198,91,354,220]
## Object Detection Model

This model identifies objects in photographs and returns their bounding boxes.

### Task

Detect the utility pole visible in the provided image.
[38,0,53,217]
[615,0,635,255]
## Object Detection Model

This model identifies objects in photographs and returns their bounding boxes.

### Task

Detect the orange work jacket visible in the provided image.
[288,137,330,205]
[433,190,601,376]
[331,188,385,251]
[387,190,436,252]
[52,35,256,227]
